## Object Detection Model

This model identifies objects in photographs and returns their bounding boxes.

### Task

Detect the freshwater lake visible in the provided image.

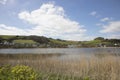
[0,48,120,60]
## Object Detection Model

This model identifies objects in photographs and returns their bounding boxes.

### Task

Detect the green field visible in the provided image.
[0,35,120,48]
[0,35,17,39]
[13,40,37,44]
[50,39,78,45]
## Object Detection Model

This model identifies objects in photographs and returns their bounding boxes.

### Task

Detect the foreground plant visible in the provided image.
[11,65,38,80]
[0,65,90,80]
[0,65,38,80]
[0,65,12,80]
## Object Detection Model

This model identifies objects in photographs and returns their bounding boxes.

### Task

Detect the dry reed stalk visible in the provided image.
[0,54,120,80]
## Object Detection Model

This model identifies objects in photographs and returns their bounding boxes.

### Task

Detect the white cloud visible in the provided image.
[18,3,86,40]
[89,11,101,18]
[90,11,97,16]
[100,17,112,22]
[107,35,120,39]
[0,3,87,41]
[0,0,15,5]
[100,21,120,33]
[0,24,28,35]
[0,0,7,5]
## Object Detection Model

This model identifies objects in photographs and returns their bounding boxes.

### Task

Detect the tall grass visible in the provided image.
[0,53,120,80]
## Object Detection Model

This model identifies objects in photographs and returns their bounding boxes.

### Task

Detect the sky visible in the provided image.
[0,0,120,41]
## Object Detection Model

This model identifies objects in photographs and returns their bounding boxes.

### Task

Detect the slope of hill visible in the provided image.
[0,35,78,48]
[0,35,120,48]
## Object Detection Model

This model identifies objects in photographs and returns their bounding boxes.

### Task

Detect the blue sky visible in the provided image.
[0,0,120,40]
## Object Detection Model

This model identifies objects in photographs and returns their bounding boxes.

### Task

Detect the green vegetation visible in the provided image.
[0,65,38,80]
[50,39,78,45]
[0,35,120,48]
[0,35,78,48]
[0,35,16,39]
[80,37,120,47]
[11,65,38,80]
[81,40,102,47]
[14,39,37,44]
[49,38,78,48]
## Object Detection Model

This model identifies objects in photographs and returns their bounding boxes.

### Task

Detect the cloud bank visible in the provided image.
[0,0,7,5]
[100,21,120,33]
[0,3,87,40]
[0,24,28,35]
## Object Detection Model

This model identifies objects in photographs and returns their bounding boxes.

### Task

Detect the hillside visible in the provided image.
[0,35,120,48]
[0,35,78,48]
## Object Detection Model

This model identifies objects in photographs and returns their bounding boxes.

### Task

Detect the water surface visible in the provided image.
[0,48,120,60]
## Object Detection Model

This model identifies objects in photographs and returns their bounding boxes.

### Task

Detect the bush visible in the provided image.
[0,65,12,80]
[0,65,38,80]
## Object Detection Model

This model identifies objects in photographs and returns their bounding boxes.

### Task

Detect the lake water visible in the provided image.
[0,48,120,60]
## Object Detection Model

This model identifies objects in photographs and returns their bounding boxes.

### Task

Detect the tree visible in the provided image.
[94,37,104,41]
[0,37,4,44]
[29,36,50,44]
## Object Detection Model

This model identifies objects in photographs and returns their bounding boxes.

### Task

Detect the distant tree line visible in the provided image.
[80,37,120,47]
[0,36,120,48]
[0,35,50,44]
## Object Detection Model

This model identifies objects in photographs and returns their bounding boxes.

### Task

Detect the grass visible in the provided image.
[50,39,78,45]
[0,53,120,80]
[13,40,37,44]
[0,35,16,39]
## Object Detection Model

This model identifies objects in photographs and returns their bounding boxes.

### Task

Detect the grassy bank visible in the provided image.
[1,35,120,48]
[0,54,120,80]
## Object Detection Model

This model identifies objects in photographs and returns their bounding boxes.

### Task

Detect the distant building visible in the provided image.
[68,45,77,48]
[98,43,106,47]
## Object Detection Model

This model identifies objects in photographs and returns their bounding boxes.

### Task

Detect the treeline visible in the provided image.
[0,35,69,48]
[0,35,49,44]
[0,36,120,48]
[79,37,120,47]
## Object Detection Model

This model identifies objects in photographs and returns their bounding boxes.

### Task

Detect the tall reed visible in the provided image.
[0,53,120,80]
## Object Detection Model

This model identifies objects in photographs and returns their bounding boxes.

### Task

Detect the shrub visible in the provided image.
[0,65,12,80]
[0,65,38,80]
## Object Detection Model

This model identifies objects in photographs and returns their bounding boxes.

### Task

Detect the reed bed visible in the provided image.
[0,53,120,80]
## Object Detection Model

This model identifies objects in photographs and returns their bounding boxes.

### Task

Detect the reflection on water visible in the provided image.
[0,48,120,60]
